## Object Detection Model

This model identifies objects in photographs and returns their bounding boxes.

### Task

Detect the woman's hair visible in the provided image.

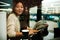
[12,1,25,14]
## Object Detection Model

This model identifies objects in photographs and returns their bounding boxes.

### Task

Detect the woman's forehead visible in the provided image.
[16,2,23,7]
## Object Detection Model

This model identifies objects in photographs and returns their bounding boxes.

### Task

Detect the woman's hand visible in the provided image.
[16,32,23,37]
[29,29,39,35]
[27,27,39,35]
[33,30,39,33]
[29,29,34,35]
[27,27,32,30]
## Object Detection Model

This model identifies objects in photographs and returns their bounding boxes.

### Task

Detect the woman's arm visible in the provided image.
[27,27,38,35]
[7,14,23,37]
[16,32,23,37]
[27,27,32,30]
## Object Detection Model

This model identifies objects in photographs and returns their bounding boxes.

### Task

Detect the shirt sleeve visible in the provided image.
[7,15,16,37]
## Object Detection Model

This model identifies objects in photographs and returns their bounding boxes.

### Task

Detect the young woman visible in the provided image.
[7,2,24,38]
[7,1,38,40]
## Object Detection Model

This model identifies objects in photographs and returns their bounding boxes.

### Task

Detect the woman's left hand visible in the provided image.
[33,30,39,33]
[29,29,39,35]
[29,29,34,35]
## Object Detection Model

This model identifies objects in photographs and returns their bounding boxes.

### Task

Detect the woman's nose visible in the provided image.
[19,8,22,10]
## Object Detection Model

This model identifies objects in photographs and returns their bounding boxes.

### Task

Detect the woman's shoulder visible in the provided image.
[9,13,15,16]
[8,12,17,19]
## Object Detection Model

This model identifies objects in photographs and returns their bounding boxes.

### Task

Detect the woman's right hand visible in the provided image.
[16,32,23,37]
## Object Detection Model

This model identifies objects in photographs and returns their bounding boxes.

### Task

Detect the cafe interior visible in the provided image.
[0,0,60,40]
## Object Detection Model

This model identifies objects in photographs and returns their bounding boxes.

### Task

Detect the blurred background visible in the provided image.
[0,0,60,40]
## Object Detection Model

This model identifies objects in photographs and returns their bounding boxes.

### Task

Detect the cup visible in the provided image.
[22,30,29,39]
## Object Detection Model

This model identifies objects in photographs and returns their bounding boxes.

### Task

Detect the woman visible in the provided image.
[7,2,24,38]
[7,1,38,40]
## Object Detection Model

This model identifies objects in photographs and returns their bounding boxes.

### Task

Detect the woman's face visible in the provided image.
[14,2,24,15]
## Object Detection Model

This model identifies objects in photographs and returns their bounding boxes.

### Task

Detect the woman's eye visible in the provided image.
[21,6,23,8]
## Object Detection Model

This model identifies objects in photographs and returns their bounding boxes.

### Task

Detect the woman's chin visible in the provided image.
[17,13,22,15]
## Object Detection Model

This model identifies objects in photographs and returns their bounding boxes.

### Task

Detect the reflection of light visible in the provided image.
[54,17,59,20]
[49,16,55,18]
[0,8,12,11]
[29,6,37,14]
[0,1,10,6]
[34,16,37,19]
[30,16,33,18]
[30,15,37,20]
[49,16,59,20]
